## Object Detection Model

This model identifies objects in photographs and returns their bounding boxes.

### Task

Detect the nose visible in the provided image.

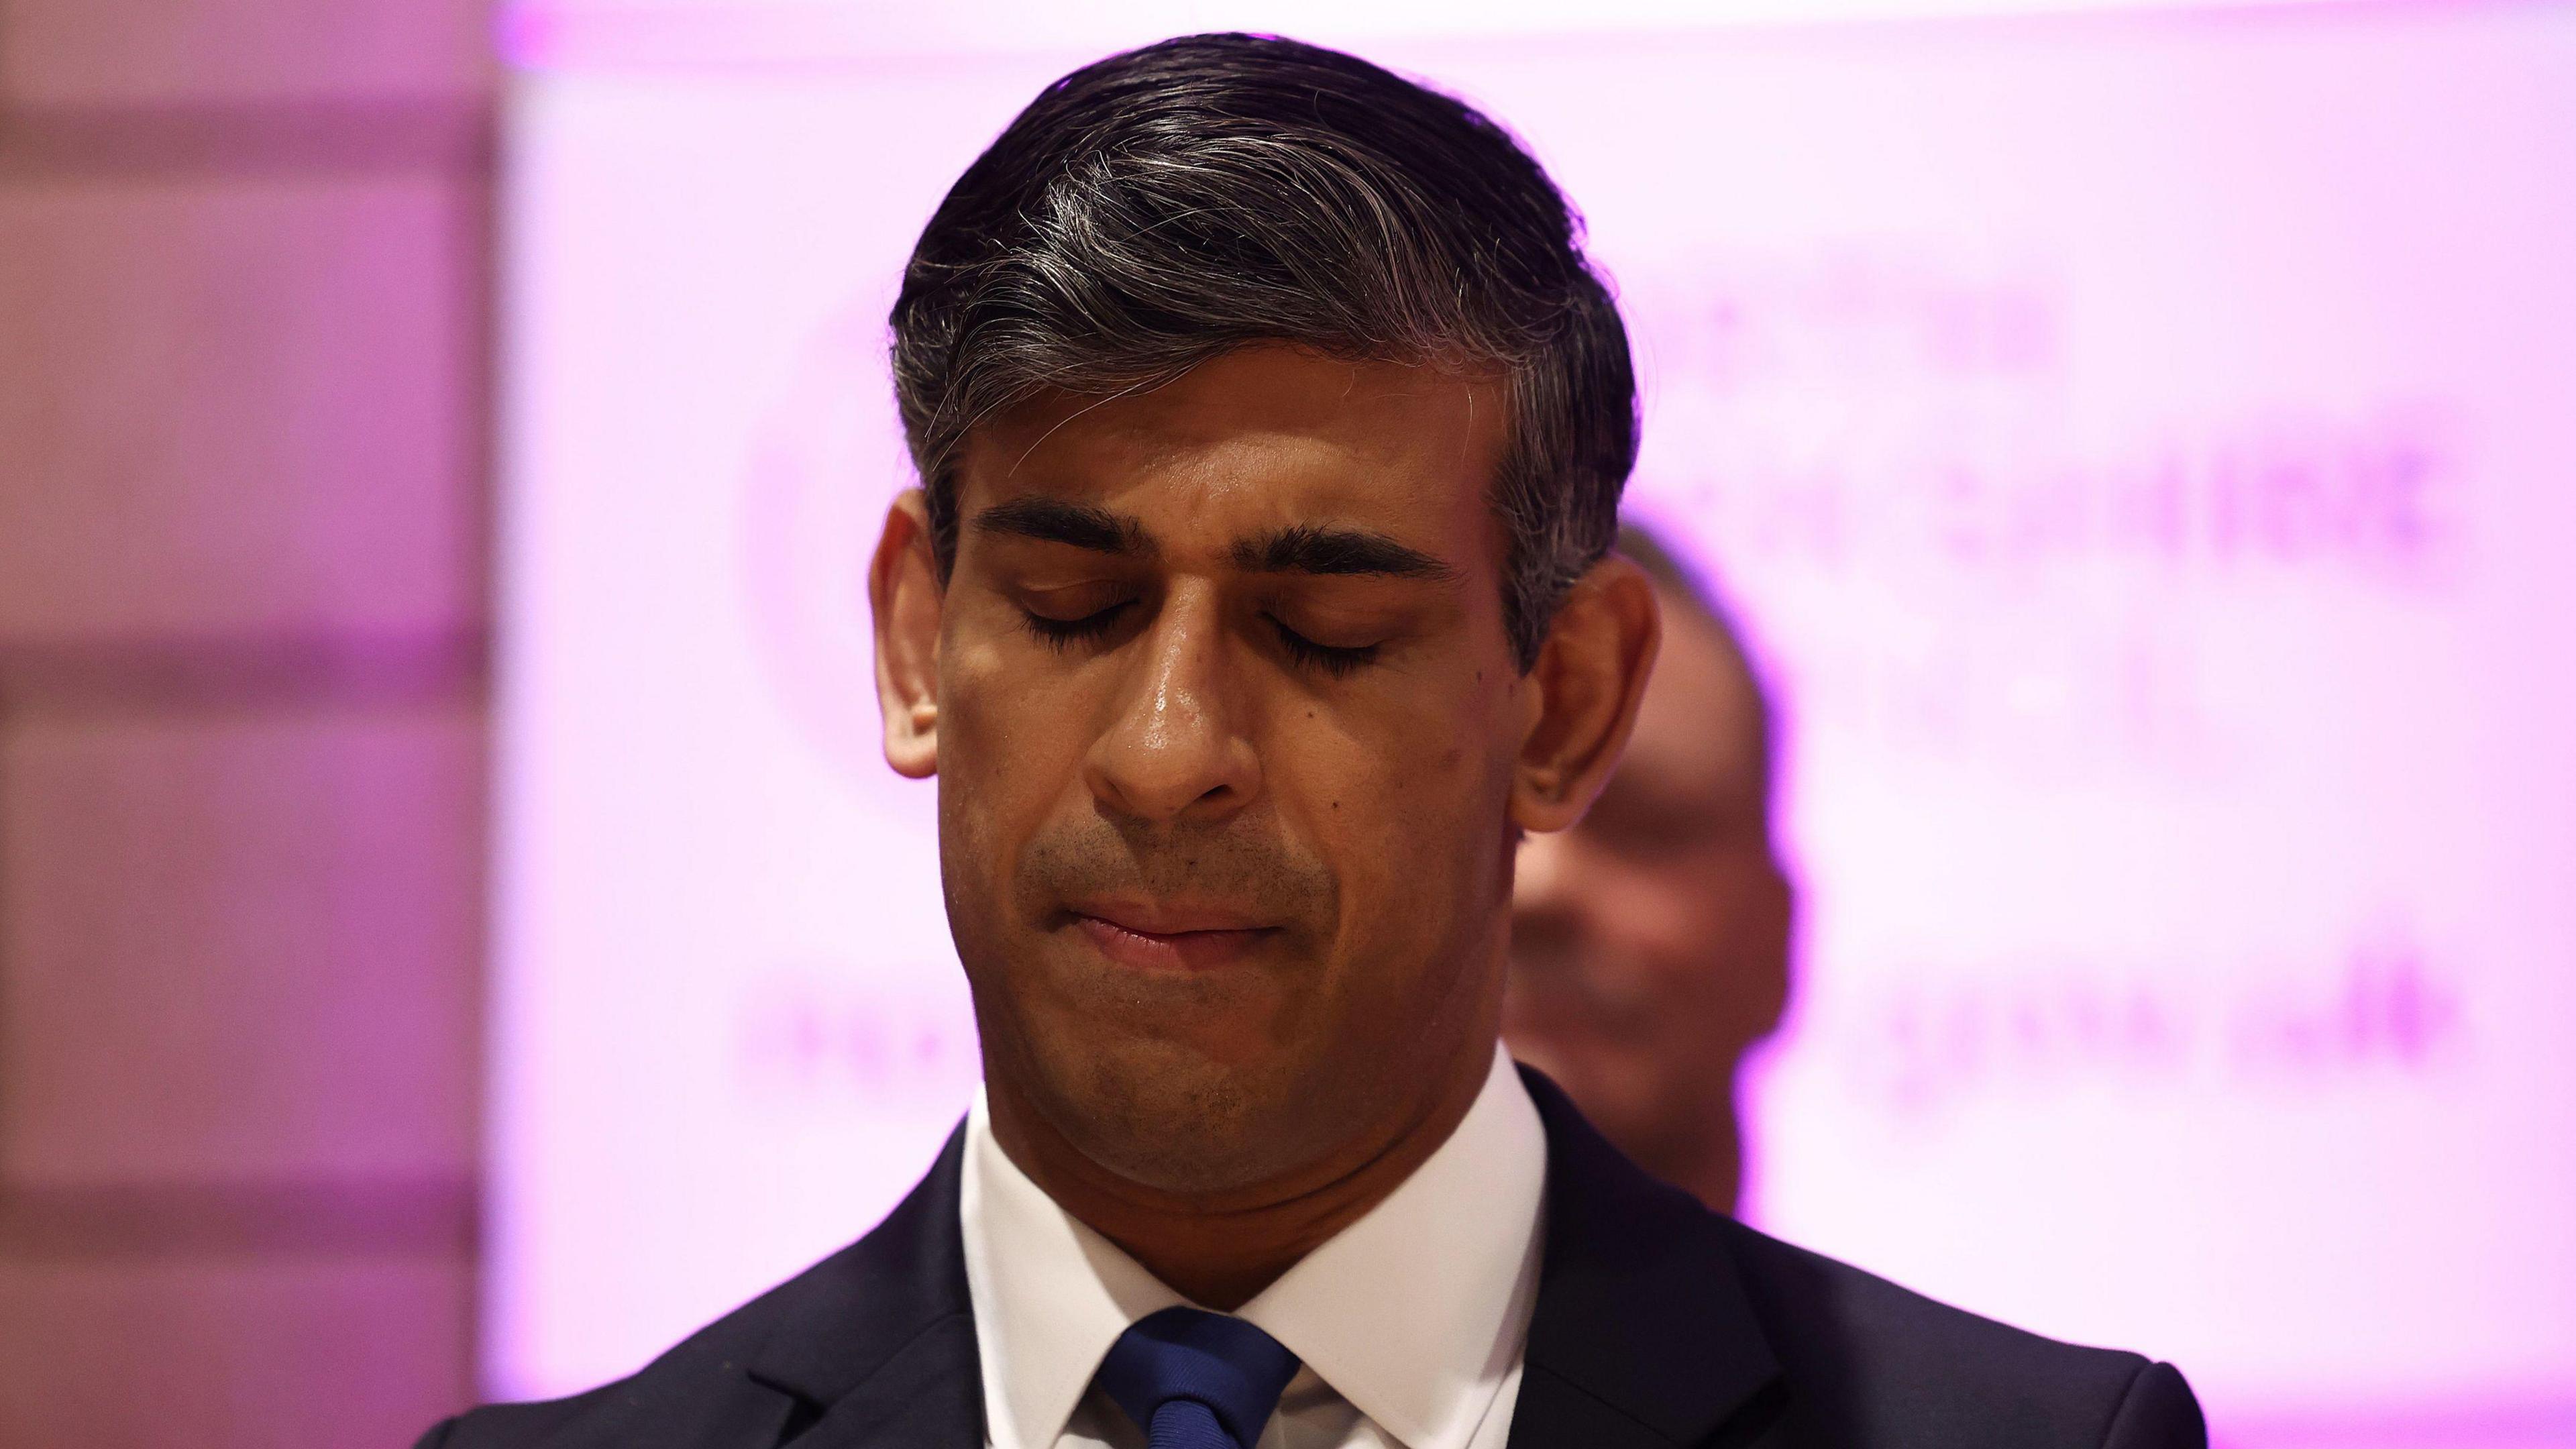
[1081,584,1262,825]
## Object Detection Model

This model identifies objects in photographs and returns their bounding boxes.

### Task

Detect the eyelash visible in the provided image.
[1018,605,1379,678]
[1022,604,1128,650]
[1271,622,1379,678]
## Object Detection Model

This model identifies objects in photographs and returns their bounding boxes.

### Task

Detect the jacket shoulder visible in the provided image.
[1717,1219,2205,1449]
[419,1266,816,1449]
[420,1128,979,1449]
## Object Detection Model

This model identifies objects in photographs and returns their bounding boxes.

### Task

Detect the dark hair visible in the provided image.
[890,32,1638,668]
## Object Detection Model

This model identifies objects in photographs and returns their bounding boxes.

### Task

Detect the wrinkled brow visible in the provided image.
[1231,523,1462,582]
[971,496,1152,554]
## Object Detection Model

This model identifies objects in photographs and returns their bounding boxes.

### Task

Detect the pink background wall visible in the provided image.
[0,0,494,1441]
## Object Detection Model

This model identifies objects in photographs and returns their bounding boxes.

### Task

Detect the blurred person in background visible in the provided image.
[1505,521,1792,1216]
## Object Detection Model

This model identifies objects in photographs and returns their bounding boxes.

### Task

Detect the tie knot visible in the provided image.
[1094,1307,1302,1449]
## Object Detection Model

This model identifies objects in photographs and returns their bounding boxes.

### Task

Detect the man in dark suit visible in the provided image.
[425,32,2203,1449]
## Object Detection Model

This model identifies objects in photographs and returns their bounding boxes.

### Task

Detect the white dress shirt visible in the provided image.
[960,1043,1549,1449]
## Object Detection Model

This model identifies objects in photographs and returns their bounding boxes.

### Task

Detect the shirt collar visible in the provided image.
[960,1043,1548,1449]
[959,1091,1184,1449]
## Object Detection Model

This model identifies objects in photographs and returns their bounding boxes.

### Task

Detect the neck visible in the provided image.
[1631,1087,1746,1218]
[985,1043,1496,1311]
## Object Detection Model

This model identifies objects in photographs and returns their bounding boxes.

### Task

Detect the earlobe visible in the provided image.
[869,490,945,780]
[1508,555,1660,834]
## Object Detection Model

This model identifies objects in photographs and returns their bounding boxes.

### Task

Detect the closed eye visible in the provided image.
[1022,602,1132,651]
[1270,618,1380,678]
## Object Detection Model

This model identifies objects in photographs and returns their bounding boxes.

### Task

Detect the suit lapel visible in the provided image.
[720,1075,1779,1449]
[741,1127,985,1449]
[1509,1067,1785,1449]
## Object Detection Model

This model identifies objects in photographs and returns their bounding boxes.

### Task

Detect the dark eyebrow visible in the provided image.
[1231,524,1462,582]
[971,496,1152,555]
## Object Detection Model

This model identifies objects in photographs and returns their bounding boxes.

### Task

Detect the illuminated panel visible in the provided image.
[493,5,2576,1440]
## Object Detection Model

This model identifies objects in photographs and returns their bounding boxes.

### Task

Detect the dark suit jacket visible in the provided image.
[423,1069,2204,1448]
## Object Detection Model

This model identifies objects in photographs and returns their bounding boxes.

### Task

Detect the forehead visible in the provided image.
[1625,592,1768,802]
[955,345,1509,552]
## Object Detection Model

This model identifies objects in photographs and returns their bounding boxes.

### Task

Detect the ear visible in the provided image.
[1509,553,1661,834]
[868,490,943,779]
[1732,853,1796,1045]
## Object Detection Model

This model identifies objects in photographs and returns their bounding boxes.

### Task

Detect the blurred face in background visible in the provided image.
[1505,559,1792,1214]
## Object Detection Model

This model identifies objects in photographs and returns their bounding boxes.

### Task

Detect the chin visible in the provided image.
[1040,1031,1331,1197]
[1501,1033,1580,1091]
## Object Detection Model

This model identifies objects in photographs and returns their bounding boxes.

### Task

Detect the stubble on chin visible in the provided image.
[961,810,1350,1197]
[1045,1036,1288,1195]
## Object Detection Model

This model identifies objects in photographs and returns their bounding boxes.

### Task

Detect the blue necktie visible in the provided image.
[1093,1306,1302,1449]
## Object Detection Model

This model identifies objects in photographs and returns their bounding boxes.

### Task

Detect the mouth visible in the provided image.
[1066,901,1283,972]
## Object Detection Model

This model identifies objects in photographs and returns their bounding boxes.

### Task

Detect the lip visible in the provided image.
[1067,900,1280,971]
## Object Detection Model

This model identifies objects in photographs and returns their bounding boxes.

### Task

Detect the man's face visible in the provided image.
[920,345,1536,1195]
[1503,593,1791,1205]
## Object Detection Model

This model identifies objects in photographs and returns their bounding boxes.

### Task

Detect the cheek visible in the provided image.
[1623,873,1733,974]
[1613,871,1761,1033]
[938,637,1092,871]
[1631,865,1727,943]
[1281,681,1518,967]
